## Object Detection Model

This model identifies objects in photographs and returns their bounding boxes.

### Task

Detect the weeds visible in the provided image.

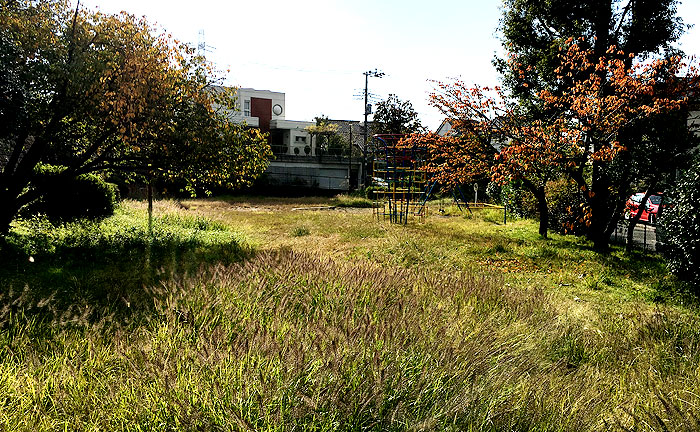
[1,248,698,430]
[291,225,311,237]
[331,194,375,208]
[1,198,699,430]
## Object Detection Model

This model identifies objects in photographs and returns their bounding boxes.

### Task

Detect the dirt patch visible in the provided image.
[183,198,373,214]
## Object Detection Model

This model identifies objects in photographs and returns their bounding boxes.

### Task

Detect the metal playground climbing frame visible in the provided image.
[371,134,430,223]
[370,134,506,224]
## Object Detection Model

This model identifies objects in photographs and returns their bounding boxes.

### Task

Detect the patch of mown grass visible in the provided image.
[331,194,375,208]
[339,221,387,241]
[199,195,676,301]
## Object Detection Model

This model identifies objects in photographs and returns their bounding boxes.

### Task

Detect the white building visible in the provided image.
[228,87,362,190]
[229,88,317,156]
[228,88,282,127]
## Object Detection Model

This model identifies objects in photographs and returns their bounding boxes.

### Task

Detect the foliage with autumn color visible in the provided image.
[417,39,699,245]
[397,132,493,188]
[537,41,698,248]
[0,1,271,235]
[497,0,687,115]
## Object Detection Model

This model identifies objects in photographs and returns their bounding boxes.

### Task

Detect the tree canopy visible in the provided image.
[306,116,347,156]
[468,0,698,248]
[498,0,686,105]
[0,0,271,235]
[372,94,424,135]
[423,41,699,244]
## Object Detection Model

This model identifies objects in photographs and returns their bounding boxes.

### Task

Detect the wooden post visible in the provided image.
[147,177,153,237]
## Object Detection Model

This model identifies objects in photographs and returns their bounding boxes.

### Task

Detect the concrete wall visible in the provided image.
[265,157,361,190]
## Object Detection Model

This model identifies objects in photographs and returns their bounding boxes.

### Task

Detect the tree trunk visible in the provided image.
[534,185,548,238]
[0,199,16,238]
[587,158,614,251]
[522,179,549,239]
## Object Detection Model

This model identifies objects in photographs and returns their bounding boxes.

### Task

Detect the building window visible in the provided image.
[244,100,250,117]
[295,136,307,143]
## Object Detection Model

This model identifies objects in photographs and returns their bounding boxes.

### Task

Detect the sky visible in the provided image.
[79,0,700,131]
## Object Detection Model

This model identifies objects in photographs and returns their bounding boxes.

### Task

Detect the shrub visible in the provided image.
[546,177,587,235]
[501,181,538,218]
[485,181,502,203]
[291,225,311,237]
[27,165,119,221]
[659,160,700,290]
[6,204,247,263]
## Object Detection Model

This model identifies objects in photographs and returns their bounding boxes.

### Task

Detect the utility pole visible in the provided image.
[361,69,384,187]
[348,125,353,191]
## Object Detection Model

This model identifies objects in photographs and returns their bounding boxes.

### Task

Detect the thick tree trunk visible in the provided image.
[522,179,549,239]
[586,3,615,252]
[534,185,549,238]
[0,204,15,238]
[593,1,613,57]
[587,154,618,251]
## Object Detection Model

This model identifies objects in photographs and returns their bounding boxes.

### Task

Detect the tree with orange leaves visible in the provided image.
[425,83,570,238]
[426,40,698,246]
[0,1,271,236]
[537,41,698,249]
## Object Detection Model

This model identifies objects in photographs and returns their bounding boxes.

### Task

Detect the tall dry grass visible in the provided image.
[1,248,699,430]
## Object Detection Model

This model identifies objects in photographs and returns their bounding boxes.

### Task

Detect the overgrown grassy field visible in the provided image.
[1,197,698,431]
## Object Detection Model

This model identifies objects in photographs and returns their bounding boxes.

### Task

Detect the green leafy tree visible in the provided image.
[0,1,271,236]
[305,116,346,156]
[659,157,700,290]
[498,0,685,106]
[372,94,424,135]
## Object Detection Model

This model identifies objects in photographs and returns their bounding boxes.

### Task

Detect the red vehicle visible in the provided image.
[624,193,671,225]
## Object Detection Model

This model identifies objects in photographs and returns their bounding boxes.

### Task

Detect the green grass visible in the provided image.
[330,194,375,208]
[290,224,311,237]
[1,201,250,321]
[1,197,699,430]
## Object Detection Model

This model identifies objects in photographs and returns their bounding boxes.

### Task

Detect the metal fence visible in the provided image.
[610,221,658,252]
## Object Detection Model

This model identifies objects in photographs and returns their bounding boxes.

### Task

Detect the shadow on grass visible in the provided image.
[0,212,252,326]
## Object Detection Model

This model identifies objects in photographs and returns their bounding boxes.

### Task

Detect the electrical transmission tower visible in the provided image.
[197,30,216,57]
